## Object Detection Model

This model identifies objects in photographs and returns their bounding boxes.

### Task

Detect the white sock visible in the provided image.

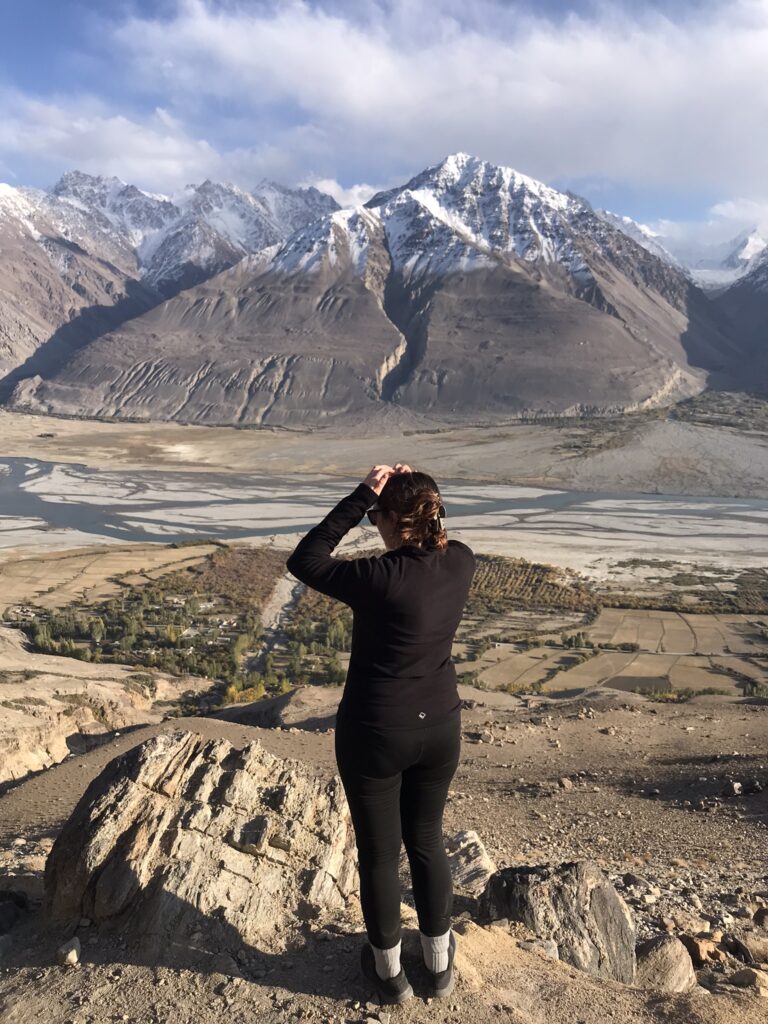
[420,928,451,973]
[372,939,402,979]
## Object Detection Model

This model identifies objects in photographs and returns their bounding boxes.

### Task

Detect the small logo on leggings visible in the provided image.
[418,711,426,719]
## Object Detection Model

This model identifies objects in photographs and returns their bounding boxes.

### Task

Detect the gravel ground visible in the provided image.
[0,690,767,1023]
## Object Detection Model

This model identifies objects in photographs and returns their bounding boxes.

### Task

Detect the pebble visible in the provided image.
[57,937,81,966]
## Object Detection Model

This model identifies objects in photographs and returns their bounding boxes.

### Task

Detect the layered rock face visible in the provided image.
[44,732,358,961]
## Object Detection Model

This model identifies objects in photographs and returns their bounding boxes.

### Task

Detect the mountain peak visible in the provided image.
[367,153,578,220]
[51,169,126,197]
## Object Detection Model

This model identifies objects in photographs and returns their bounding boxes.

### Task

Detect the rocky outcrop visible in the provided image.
[0,626,211,787]
[479,860,636,983]
[44,731,358,963]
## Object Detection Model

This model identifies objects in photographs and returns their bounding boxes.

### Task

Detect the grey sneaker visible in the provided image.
[426,930,457,998]
[360,943,414,1004]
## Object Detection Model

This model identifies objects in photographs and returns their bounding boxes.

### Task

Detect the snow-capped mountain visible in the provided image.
[7,154,740,427]
[252,180,340,236]
[267,153,593,280]
[262,152,703,318]
[49,171,339,295]
[596,210,768,295]
[721,227,766,270]
[646,225,768,290]
[0,181,153,378]
[51,170,178,247]
[0,170,339,384]
[713,243,768,383]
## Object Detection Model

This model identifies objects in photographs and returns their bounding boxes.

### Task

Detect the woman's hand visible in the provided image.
[362,464,395,495]
[362,463,413,494]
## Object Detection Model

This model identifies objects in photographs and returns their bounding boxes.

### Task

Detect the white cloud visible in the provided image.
[708,197,768,234]
[303,177,379,208]
[2,0,768,248]
[108,0,768,197]
[0,89,225,191]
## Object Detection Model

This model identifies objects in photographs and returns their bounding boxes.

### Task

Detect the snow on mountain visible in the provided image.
[252,180,339,235]
[724,241,768,294]
[0,179,139,274]
[51,170,178,249]
[46,171,340,295]
[261,152,682,289]
[368,152,593,278]
[596,210,682,270]
[722,227,767,269]
[266,207,376,275]
[5,153,742,426]
[650,225,768,290]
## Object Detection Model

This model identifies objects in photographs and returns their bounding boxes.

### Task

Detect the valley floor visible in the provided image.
[0,403,766,1022]
[0,403,767,499]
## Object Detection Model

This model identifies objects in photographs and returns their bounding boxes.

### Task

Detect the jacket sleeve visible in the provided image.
[285,482,382,604]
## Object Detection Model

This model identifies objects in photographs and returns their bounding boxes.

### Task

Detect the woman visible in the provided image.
[286,463,475,1003]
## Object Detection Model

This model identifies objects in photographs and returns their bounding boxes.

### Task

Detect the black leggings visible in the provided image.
[334,710,461,949]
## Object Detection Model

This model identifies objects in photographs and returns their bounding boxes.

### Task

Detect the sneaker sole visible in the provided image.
[385,982,415,1005]
[433,973,455,998]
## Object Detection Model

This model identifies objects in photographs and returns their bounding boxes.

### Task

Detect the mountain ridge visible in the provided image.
[3,153,749,426]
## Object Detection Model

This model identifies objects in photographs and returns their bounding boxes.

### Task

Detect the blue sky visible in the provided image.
[1,0,766,239]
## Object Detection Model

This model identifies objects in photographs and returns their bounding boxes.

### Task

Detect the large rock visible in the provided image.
[44,731,358,962]
[478,860,636,983]
[635,935,697,993]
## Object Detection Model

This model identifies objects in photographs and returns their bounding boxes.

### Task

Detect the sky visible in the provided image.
[1,0,767,246]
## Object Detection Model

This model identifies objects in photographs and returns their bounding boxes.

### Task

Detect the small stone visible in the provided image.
[57,937,81,966]
[519,938,559,960]
[558,778,573,791]
[679,935,719,966]
[726,967,768,996]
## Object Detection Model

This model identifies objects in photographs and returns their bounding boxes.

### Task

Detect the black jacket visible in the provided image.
[286,482,475,727]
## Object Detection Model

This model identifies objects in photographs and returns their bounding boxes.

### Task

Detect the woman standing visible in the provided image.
[286,463,475,1003]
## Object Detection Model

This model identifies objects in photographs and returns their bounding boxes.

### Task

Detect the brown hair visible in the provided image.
[378,470,448,552]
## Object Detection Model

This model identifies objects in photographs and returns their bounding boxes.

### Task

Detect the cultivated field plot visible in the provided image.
[460,644,748,697]
[587,607,765,655]
[456,609,587,643]
[0,544,219,611]
[467,646,570,691]
[539,650,637,692]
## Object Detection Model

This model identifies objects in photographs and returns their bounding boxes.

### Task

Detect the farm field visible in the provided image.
[588,607,766,656]
[462,607,768,697]
[2,538,766,708]
[0,543,219,610]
